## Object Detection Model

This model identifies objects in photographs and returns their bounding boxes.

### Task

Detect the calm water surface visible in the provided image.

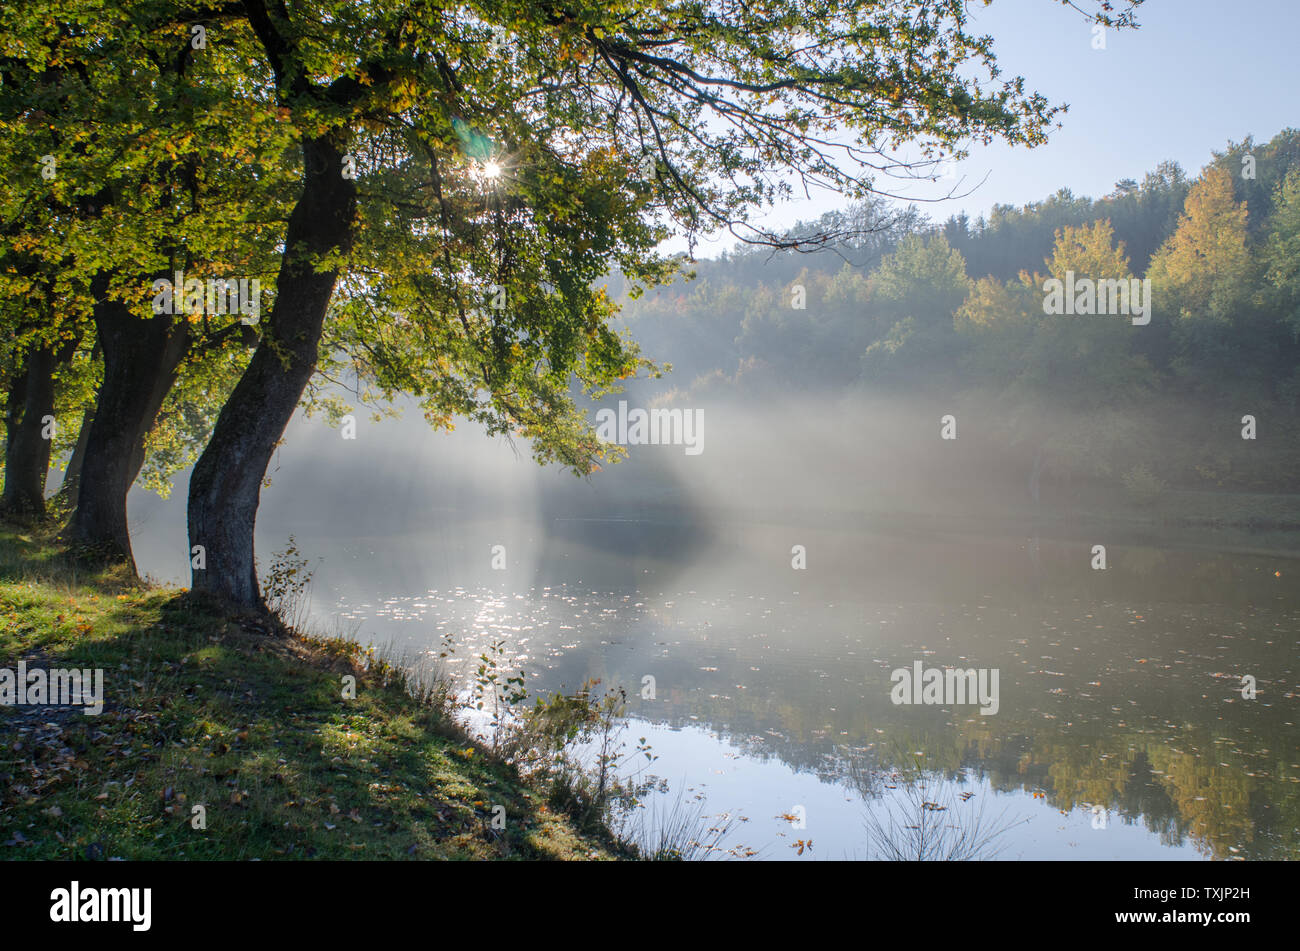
[265,517,1299,860]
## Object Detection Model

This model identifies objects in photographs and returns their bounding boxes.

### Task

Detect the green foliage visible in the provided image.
[472,639,528,755]
[944,165,1189,282]
[260,536,314,629]
[0,0,297,503]
[1262,167,1300,340]
[861,233,970,381]
[511,679,659,834]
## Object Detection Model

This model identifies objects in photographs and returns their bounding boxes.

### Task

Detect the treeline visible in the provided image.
[622,129,1300,500]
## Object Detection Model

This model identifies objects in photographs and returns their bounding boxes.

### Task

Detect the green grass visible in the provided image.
[0,519,628,860]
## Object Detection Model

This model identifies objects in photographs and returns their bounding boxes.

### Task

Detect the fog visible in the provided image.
[129,379,1300,597]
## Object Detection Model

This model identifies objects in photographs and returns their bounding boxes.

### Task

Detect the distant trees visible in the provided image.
[940,160,1191,282]
[957,219,1145,408]
[1262,169,1300,348]
[860,234,970,382]
[1148,168,1252,324]
[621,127,1300,495]
[1146,167,1256,386]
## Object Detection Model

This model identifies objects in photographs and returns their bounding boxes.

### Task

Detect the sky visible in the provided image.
[676,0,1300,258]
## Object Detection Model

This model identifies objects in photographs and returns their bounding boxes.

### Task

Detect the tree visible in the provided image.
[1027,219,1148,403]
[1262,167,1300,341]
[0,25,99,517]
[0,332,80,515]
[1147,167,1252,322]
[959,219,1149,404]
[8,0,1143,610]
[955,220,1150,496]
[1209,129,1300,241]
[184,0,1140,611]
[1,1,293,563]
[1146,165,1257,384]
[860,233,970,382]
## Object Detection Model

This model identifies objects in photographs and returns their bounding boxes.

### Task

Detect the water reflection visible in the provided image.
[851,768,1027,861]
[308,520,1299,861]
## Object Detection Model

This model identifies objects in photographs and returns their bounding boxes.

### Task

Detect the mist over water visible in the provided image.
[129,391,1300,860]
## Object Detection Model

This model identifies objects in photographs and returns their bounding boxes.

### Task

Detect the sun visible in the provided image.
[471,159,503,182]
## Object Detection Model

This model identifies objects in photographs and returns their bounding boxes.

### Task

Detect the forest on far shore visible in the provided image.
[614,130,1300,508]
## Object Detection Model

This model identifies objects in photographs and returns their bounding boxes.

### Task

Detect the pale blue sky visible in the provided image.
[680,0,1299,257]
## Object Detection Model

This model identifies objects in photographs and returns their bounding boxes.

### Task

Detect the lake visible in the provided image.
[130,410,1300,860]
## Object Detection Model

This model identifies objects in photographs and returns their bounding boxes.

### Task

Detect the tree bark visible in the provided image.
[2,336,77,517]
[2,348,56,515]
[187,136,356,612]
[66,287,188,569]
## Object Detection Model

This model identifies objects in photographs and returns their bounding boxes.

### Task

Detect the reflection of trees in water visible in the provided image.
[531,601,1297,859]
[1020,731,1296,860]
[842,727,1300,860]
[629,696,1298,859]
[625,691,1299,859]
[850,758,1027,861]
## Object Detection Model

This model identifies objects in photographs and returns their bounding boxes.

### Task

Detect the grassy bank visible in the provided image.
[0,519,627,860]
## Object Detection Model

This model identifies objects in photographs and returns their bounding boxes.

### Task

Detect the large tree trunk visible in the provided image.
[2,338,75,517]
[66,288,188,569]
[187,137,356,612]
